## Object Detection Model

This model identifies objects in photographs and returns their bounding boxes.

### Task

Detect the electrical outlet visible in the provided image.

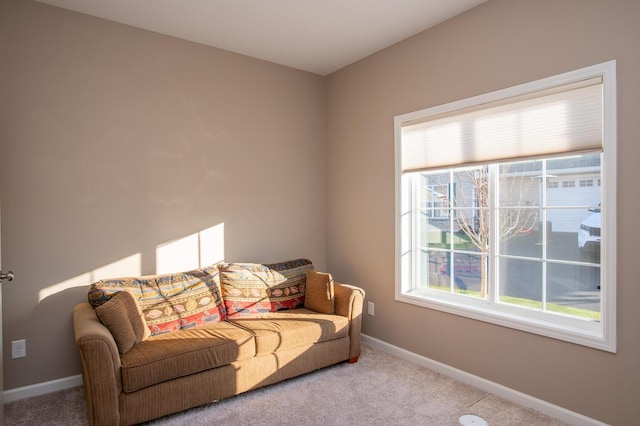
[12,339,26,359]
[368,301,375,316]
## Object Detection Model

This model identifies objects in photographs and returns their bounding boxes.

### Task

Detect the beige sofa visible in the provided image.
[73,259,364,426]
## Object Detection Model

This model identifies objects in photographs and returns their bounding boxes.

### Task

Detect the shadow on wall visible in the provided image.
[38,223,225,303]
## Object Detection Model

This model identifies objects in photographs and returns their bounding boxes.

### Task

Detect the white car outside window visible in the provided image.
[578,205,601,251]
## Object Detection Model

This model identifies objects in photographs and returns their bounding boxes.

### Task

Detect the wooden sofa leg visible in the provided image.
[348,356,359,363]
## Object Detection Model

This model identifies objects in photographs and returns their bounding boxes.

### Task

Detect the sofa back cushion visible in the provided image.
[88,265,227,336]
[95,291,150,354]
[218,259,313,317]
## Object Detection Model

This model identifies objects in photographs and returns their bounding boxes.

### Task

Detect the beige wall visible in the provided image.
[326,0,640,424]
[0,0,326,389]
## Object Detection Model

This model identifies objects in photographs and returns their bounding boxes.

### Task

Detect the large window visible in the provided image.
[395,62,616,352]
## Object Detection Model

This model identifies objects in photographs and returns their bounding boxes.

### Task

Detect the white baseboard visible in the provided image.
[3,374,83,403]
[361,334,607,426]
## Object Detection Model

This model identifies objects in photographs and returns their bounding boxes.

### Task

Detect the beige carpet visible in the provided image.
[5,344,567,425]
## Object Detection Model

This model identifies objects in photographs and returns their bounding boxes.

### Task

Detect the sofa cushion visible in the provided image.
[304,270,335,314]
[228,308,349,355]
[218,259,313,317]
[120,321,256,393]
[95,291,150,354]
[88,265,227,336]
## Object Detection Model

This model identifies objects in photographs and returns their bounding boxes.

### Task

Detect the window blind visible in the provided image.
[400,77,603,173]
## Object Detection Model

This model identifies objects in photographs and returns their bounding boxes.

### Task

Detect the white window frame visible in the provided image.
[394,61,617,352]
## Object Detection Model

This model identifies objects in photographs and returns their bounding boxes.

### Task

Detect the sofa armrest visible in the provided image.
[73,302,122,426]
[334,283,365,362]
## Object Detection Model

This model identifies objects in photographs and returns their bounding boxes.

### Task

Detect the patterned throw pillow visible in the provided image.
[88,265,227,336]
[304,269,335,314]
[218,259,313,317]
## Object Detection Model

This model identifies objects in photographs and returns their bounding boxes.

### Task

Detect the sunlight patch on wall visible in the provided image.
[156,233,199,274]
[38,253,142,302]
[37,223,224,302]
[155,223,224,274]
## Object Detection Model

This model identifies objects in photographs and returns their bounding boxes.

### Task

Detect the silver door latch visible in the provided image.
[0,271,14,281]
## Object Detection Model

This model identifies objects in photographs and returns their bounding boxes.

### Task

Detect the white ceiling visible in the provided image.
[36,0,486,76]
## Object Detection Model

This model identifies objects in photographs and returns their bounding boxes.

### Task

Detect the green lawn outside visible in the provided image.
[425,230,477,251]
[428,286,601,321]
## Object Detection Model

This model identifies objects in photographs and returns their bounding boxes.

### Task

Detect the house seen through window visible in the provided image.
[395,61,616,352]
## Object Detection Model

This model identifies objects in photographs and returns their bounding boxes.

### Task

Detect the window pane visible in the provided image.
[497,206,539,237]
[547,153,600,181]
[497,161,541,260]
[419,172,451,250]
[421,250,451,291]
[419,214,451,250]
[422,250,486,297]
[546,262,600,320]
[499,228,542,258]
[544,208,601,264]
[499,258,543,308]
[451,253,485,298]
[499,160,542,208]
[452,167,488,253]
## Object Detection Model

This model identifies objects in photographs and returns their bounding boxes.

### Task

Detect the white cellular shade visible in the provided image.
[401,79,603,173]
